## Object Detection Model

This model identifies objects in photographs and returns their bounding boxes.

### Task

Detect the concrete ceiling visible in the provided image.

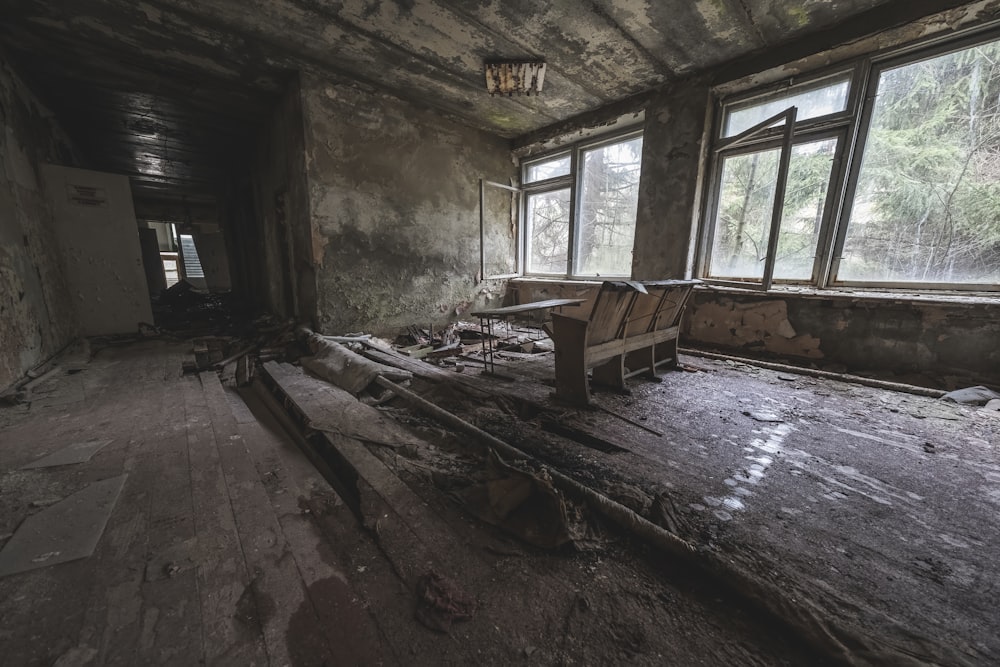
[0,0,976,204]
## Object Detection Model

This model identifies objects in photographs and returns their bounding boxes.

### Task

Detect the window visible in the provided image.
[701,29,1000,291]
[522,131,643,278]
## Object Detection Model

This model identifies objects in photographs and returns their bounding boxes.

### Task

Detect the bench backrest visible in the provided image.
[586,282,642,345]
[623,280,698,338]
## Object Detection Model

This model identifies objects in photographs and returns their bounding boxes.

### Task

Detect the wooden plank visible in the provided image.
[234,386,387,665]
[552,314,591,404]
[585,326,680,367]
[586,287,638,345]
[259,363,420,447]
[133,381,203,666]
[199,372,337,666]
[5,350,156,666]
[471,298,585,317]
[68,347,200,666]
[180,375,268,665]
[262,365,488,582]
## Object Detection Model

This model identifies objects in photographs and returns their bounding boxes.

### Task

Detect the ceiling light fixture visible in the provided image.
[485,61,546,96]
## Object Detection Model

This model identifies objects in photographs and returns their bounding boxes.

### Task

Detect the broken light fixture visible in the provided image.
[485,61,546,96]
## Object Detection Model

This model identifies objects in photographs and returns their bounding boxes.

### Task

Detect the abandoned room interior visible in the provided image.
[2,0,1000,664]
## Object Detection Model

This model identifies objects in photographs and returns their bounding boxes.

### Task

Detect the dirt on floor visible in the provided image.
[2,336,997,666]
[394,350,1000,666]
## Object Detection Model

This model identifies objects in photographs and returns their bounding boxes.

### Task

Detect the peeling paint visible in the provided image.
[300,72,513,334]
[0,56,80,389]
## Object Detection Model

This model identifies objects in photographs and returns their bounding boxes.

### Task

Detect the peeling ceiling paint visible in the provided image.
[0,0,981,204]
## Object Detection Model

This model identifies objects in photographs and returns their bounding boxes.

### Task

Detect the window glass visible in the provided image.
[709,138,838,280]
[525,154,571,183]
[575,136,643,276]
[841,41,1000,283]
[526,188,571,273]
[723,76,850,138]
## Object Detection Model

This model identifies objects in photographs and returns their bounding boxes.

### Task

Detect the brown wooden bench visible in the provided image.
[549,279,700,405]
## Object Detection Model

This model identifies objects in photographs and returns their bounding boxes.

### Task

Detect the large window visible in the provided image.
[702,30,1000,291]
[523,132,643,278]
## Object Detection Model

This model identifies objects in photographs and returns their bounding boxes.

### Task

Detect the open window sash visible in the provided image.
[705,106,798,291]
[479,179,522,280]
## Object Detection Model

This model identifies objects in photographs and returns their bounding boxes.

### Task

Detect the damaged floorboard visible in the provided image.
[0,340,827,665]
[9,337,990,664]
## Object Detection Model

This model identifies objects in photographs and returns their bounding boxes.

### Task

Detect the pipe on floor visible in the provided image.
[297,325,897,663]
[680,347,947,398]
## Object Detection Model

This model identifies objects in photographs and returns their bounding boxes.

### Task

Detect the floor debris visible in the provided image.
[0,474,127,578]
[414,571,476,632]
[457,450,572,549]
[941,385,1000,405]
[20,439,112,469]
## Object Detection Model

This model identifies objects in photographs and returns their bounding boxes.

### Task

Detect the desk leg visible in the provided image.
[478,316,488,374]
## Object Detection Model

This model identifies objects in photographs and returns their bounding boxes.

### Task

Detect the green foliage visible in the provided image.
[842,42,1000,283]
[711,39,1000,285]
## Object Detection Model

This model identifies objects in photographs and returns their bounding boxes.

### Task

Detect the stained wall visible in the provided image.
[300,73,512,335]
[0,55,80,390]
[507,3,1000,388]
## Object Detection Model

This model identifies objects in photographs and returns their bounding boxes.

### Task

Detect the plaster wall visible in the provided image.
[615,4,1000,388]
[631,77,712,281]
[684,290,1000,388]
[0,56,79,390]
[300,73,512,335]
[509,279,1000,388]
[41,164,154,336]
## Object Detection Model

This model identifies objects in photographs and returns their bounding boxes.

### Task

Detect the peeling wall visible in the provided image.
[617,4,1000,388]
[631,76,712,281]
[300,73,512,335]
[0,54,80,390]
[510,279,1000,388]
[685,290,1000,388]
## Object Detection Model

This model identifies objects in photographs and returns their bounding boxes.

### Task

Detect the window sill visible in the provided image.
[698,282,1000,307]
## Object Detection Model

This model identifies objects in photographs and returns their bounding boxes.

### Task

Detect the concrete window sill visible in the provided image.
[698,283,1000,307]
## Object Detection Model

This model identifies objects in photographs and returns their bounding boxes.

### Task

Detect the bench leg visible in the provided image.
[653,337,680,371]
[592,356,627,393]
[625,346,657,380]
[552,320,590,405]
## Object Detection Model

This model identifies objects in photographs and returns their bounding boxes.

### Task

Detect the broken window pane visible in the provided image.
[709,138,838,280]
[526,188,570,274]
[723,75,850,138]
[575,136,642,276]
[840,41,1000,284]
[525,154,571,183]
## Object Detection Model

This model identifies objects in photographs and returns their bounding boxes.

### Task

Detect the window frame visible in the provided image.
[521,127,644,279]
[698,25,1000,293]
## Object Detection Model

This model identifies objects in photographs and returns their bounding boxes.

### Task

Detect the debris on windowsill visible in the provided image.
[940,385,1000,406]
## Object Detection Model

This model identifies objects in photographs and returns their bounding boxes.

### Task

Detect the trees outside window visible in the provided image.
[702,31,1000,291]
[840,42,1000,284]
[522,131,643,278]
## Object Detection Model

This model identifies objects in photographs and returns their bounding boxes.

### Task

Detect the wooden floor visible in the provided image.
[13,335,996,665]
[0,339,829,667]
[0,340,384,666]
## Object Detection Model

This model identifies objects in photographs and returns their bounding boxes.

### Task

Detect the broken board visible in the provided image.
[20,439,112,469]
[261,362,421,448]
[0,474,127,577]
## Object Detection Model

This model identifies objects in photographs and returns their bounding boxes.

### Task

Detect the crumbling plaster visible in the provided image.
[503,4,1000,389]
[0,55,80,390]
[300,72,512,335]
[684,290,1000,387]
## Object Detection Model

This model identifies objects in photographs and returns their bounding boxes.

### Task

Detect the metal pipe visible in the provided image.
[679,347,946,398]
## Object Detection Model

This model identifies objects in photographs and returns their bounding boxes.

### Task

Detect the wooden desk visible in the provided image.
[471,298,586,374]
